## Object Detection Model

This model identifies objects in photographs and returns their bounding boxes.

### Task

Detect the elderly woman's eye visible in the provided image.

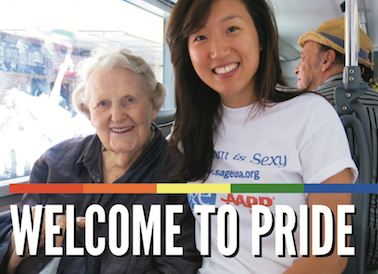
[99,101,107,106]
[126,97,134,103]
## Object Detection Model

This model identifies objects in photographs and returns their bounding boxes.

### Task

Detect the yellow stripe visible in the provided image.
[157,183,230,194]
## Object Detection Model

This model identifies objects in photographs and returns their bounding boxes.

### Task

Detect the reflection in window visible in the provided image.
[0,32,95,180]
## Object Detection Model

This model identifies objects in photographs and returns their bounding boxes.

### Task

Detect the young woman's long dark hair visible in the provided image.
[166,0,304,182]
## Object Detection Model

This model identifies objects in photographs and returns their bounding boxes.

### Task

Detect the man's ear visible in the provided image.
[360,65,365,76]
[321,50,336,71]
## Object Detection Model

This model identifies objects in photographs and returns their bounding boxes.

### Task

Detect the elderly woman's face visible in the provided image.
[87,67,157,155]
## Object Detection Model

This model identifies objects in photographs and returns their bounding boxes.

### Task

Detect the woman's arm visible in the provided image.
[0,155,67,274]
[284,169,352,274]
[5,207,66,274]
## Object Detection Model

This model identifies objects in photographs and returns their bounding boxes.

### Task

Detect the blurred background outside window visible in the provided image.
[0,0,167,182]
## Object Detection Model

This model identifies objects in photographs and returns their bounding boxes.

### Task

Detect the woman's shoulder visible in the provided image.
[30,135,97,183]
[289,92,330,105]
[271,92,335,117]
[50,134,94,149]
[43,135,95,160]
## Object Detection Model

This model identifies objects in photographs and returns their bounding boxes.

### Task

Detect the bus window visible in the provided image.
[0,0,169,184]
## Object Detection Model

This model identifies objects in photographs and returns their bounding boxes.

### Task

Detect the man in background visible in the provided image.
[294,18,378,185]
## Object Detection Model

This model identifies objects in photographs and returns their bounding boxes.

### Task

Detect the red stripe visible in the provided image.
[10,183,84,194]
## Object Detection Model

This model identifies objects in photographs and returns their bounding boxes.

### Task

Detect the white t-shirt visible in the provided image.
[188,93,358,274]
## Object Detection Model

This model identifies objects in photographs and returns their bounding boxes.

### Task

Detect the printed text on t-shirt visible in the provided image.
[214,151,287,168]
[210,169,260,180]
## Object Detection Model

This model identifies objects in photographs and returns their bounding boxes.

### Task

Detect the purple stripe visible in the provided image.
[319,32,369,61]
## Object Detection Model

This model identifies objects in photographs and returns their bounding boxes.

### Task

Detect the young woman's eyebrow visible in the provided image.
[220,14,243,23]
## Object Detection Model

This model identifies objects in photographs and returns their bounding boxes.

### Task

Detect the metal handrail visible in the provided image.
[344,0,359,67]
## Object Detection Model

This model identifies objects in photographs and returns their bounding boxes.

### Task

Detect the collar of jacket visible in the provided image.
[74,123,165,182]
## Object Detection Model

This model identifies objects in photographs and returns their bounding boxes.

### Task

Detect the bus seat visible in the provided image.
[153,108,176,138]
[335,66,376,274]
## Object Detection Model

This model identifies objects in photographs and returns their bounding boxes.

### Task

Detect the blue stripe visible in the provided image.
[304,184,378,193]
[318,32,369,61]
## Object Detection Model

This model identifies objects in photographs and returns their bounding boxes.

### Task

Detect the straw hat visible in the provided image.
[298,18,374,68]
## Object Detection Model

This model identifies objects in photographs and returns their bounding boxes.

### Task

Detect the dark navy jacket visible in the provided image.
[0,126,201,274]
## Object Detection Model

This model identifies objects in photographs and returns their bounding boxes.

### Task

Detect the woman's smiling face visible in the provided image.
[87,67,156,157]
[188,0,262,108]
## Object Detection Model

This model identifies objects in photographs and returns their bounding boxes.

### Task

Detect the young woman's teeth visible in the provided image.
[111,127,132,132]
[214,63,238,74]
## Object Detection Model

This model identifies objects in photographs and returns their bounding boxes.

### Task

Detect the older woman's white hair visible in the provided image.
[73,48,166,119]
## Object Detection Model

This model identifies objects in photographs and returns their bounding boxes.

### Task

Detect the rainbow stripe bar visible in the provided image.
[9,183,378,194]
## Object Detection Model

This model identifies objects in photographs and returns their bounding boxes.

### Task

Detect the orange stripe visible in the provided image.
[83,183,157,194]
[10,183,83,194]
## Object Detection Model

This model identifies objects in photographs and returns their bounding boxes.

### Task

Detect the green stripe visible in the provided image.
[231,184,304,193]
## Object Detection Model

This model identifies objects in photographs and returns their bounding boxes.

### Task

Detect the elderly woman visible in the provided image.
[0,48,201,274]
